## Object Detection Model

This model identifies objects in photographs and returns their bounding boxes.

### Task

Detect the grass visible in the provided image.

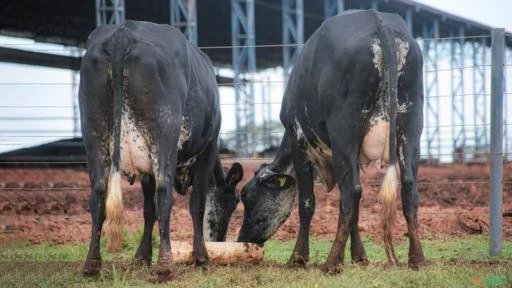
[0,234,511,287]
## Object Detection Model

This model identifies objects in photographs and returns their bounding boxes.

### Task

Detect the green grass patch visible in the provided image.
[0,235,510,287]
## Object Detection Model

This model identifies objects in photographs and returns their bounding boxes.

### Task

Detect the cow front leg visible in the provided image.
[323,151,361,274]
[133,174,156,267]
[398,135,426,269]
[83,173,108,276]
[288,149,315,267]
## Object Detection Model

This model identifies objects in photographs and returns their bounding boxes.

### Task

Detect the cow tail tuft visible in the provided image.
[375,11,399,265]
[104,27,132,253]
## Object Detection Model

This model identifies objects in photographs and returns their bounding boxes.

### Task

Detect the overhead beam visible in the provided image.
[0,47,81,71]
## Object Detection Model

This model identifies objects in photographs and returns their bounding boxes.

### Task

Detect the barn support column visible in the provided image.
[472,37,488,158]
[324,0,344,19]
[170,0,198,45]
[450,26,466,163]
[405,10,413,34]
[70,48,81,137]
[422,19,441,163]
[282,0,304,81]
[231,0,256,156]
[96,0,125,26]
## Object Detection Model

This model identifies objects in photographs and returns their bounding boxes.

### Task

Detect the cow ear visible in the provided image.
[226,162,244,190]
[262,174,296,190]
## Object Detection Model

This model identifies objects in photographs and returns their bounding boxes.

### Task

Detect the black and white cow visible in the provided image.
[238,10,425,272]
[79,20,243,279]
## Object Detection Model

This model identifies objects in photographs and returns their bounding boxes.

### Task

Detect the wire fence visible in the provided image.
[0,34,510,165]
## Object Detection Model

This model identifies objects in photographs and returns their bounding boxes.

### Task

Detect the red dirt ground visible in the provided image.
[0,160,511,245]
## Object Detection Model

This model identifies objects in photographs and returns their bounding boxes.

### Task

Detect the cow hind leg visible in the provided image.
[152,157,177,281]
[189,143,217,267]
[350,192,369,265]
[322,121,363,273]
[133,174,156,267]
[288,148,315,267]
[83,167,109,276]
[398,131,426,269]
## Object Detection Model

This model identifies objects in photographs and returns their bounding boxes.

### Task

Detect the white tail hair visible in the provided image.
[105,170,123,252]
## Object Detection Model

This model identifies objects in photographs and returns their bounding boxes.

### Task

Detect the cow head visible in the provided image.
[204,162,244,241]
[237,164,297,244]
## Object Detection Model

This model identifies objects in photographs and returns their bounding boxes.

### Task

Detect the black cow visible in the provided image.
[79,20,243,279]
[238,10,425,272]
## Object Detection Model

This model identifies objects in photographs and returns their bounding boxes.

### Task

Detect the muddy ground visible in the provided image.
[0,161,511,245]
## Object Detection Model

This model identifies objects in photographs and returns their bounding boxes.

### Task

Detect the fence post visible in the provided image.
[489,28,504,257]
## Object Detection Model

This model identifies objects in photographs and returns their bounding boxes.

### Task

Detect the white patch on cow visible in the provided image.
[371,38,383,78]
[178,116,190,150]
[304,198,311,208]
[396,38,409,77]
[294,118,305,142]
[119,106,153,178]
[399,134,407,168]
[398,101,412,113]
[203,184,220,241]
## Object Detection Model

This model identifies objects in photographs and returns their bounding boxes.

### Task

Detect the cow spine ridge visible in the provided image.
[104,28,132,252]
[375,12,399,264]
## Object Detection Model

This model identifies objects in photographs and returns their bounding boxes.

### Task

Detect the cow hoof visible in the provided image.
[384,259,400,268]
[408,258,427,270]
[319,263,342,274]
[287,256,308,268]
[132,256,152,268]
[82,259,102,277]
[194,256,211,269]
[152,264,177,282]
[351,256,369,266]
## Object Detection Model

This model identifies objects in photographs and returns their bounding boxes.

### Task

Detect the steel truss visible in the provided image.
[231,0,256,156]
[323,0,344,19]
[96,0,125,26]
[472,38,488,157]
[422,19,441,162]
[170,0,198,45]
[450,26,466,163]
[282,0,303,81]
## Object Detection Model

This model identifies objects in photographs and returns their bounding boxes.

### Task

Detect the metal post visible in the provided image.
[96,0,125,26]
[423,20,440,163]
[489,28,504,257]
[324,0,344,19]
[450,26,466,163]
[282,0,304,81]
[232,0,256,156]
[170,0,198,45]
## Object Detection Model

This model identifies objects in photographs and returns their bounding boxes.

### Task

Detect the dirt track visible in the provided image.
[0,161,511,245]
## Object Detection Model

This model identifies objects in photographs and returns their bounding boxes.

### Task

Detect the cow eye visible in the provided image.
[263,175,293,190]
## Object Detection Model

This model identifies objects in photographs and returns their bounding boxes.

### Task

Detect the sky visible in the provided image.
[0,0,511,160]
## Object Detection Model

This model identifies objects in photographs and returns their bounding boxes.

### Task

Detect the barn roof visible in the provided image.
[0,0,510,70]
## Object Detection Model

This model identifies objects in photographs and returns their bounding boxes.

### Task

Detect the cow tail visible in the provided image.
[375,12,399,265]
[104,28,131,253]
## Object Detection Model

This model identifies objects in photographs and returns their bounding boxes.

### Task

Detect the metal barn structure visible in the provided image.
[0,0,511,161]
